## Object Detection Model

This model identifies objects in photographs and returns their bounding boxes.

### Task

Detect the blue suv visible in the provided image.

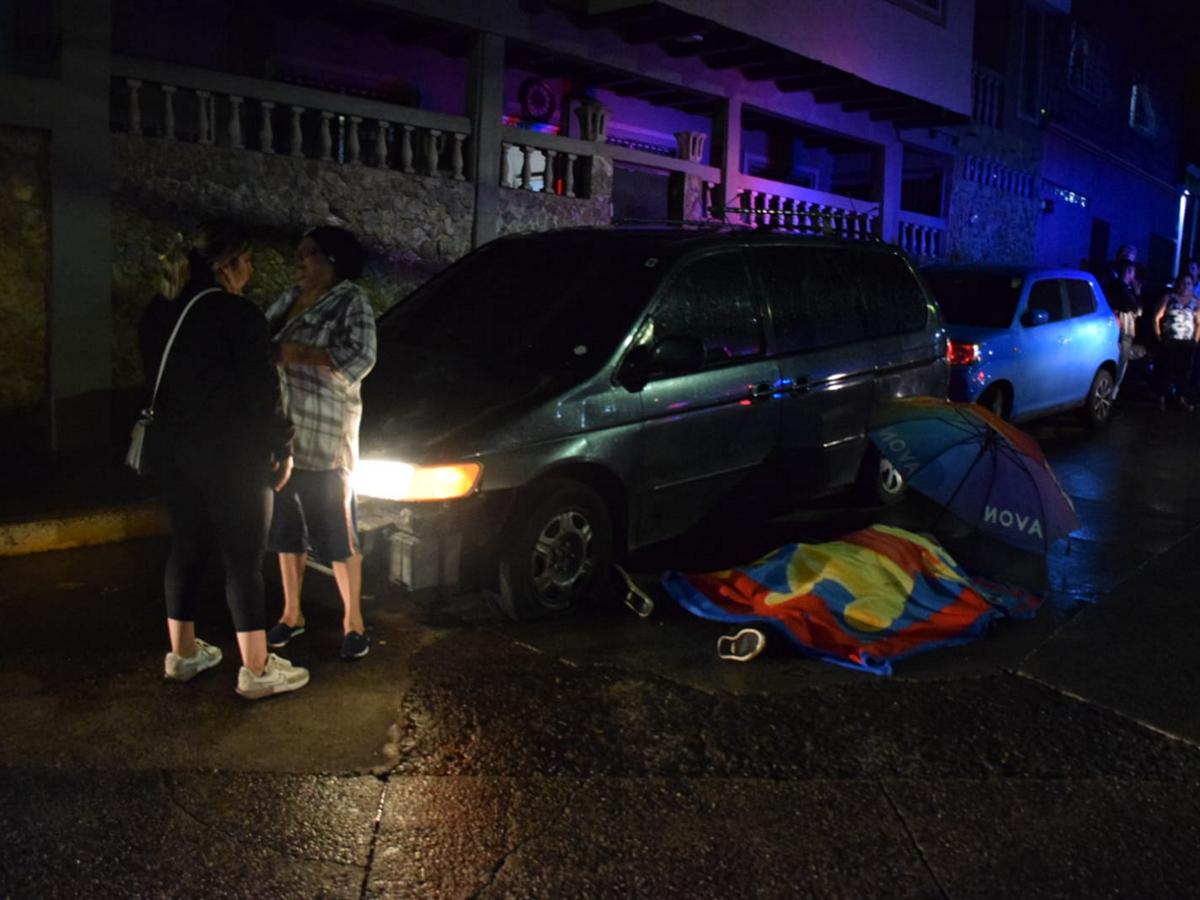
[922,266,1119,427]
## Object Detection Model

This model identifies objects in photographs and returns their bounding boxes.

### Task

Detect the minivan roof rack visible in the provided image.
[611,217,751,231]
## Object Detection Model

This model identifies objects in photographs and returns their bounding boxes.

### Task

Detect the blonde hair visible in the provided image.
[156,222,252,300]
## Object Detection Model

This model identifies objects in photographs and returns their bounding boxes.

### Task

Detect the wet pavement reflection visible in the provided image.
[2,402,1200,896]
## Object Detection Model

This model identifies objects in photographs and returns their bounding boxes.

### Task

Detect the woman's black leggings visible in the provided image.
[161,452,271,633]
[1160,339,1196,401]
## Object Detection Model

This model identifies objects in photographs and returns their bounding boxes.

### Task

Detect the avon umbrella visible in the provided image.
[868,397,1080,554]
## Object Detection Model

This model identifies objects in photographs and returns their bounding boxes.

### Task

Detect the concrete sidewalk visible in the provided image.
[0,449,168,557]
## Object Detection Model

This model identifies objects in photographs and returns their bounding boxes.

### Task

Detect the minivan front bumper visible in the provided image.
[358,491,516,593]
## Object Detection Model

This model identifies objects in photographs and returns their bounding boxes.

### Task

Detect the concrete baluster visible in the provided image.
[544,148,558,194]
[374,120,389,168]
[519,144,533,190]
[161,85,176,140]
[500,141,513,187]
[564,153,577,198]
[400,126,415,173]
[703,181,715,218]
[259,101,274,153]
[451,132,466,181]
[319,111,333,161]
[347,116,362,165]
[126,79,142,136]
[290,107,305,157]
[425,129,443,176]
[228,95,243,149]
[196,90,211,144]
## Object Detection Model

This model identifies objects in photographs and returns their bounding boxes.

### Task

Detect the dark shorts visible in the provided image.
[268,468,360,563]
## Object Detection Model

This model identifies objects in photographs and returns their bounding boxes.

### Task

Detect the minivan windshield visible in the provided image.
[923,270,1022,329]
[378,235,668,375]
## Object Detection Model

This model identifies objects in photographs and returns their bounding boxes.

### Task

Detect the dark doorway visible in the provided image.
[1148,232,1175,282]
[1088,217,1110,270]
[612,163,669,224]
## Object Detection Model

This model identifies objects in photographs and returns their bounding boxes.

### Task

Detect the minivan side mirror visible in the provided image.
[618,335,706,391]
[1021,307,1050,327]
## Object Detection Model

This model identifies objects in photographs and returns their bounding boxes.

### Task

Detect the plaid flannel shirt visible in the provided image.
[265,280,377,471]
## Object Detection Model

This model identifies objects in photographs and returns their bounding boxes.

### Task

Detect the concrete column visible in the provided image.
[712,96,742,219]
[875,140,903,244]
[467,32,504,248]
[48,0,113,450]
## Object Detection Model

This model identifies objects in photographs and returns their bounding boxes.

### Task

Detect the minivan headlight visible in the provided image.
[353,460,482,501]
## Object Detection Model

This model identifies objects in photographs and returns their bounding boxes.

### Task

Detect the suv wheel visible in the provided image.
[496,480,613,621]
[1081,368,1114,428]
[860,445,907,506]
[977,385,1009,420]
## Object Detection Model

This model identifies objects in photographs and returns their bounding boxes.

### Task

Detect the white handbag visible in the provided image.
[125,287,220,474]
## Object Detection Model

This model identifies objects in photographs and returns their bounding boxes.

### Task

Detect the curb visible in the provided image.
[0,503,171,557]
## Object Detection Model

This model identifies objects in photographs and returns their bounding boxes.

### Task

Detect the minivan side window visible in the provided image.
[1026,279,1065,322]
[648,251,764,363]
[1064,279,1098,317]
[753,246,871,354]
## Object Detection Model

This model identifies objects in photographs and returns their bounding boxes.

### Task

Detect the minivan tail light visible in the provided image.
[947,340,980,365]
[354,460,482,502]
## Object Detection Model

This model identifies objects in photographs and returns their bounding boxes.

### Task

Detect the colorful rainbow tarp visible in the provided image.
[662,524,1041,676]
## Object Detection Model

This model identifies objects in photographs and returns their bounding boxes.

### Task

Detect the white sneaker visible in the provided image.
[236,653,310,700]
[164,639,223,682]
[717,628,766,662]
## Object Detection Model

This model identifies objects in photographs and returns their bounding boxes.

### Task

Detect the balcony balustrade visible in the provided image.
[897,210,946,259]
[112,56,470,180]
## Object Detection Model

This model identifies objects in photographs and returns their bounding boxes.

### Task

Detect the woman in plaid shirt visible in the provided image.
[264,226,377,660]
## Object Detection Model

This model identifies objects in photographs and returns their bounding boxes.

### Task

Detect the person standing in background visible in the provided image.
[265,226,377,661]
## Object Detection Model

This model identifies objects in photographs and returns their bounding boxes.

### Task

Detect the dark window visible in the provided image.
[1019,7,1044,121]
[753,246,870,354]
[1064,279,1097,317]
[920,270,1021,329]
[649,251,763,363]
[1026,279,1065,323]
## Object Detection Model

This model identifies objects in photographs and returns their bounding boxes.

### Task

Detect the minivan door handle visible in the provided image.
[748,382,775,401]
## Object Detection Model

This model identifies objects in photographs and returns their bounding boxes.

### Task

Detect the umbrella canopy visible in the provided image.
[868,397,1080,554]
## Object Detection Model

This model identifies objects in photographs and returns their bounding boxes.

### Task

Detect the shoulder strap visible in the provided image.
[146,287,222,413]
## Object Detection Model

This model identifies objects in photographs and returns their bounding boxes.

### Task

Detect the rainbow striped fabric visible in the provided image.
[662,524,1041,676]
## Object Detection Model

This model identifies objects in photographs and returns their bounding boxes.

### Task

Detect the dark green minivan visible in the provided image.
[355,227,948,619]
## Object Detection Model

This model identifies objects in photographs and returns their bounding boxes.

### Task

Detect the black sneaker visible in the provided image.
[340,631,370,660]
[267,621,305,649]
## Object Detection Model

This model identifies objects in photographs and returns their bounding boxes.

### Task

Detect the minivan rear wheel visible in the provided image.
[496,479,613,621]
[859,445,907,506]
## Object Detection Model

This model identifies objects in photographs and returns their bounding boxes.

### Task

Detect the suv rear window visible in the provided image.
[923,270,1021,328]
[377,236,666,374]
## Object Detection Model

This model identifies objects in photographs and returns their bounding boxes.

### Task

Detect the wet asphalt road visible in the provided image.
[2,399,1200,898]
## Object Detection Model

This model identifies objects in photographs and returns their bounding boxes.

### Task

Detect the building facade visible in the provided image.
[0,0,1189,454]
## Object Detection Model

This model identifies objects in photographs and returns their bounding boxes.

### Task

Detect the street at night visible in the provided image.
[7,0,1200,896]
[3,401,1199,897]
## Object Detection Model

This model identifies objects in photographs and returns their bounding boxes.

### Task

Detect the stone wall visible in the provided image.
[945,128,1041,266]
[111,135,474,388]
[495,156,613,237]
[0,126,50,410]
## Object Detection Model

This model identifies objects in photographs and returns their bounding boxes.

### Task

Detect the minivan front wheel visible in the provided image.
[496,480,613,621]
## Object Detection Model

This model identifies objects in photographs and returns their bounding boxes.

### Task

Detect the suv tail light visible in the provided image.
[947,340,980,365]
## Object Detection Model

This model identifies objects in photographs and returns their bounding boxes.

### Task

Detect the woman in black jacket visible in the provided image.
[138,223,308,700]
